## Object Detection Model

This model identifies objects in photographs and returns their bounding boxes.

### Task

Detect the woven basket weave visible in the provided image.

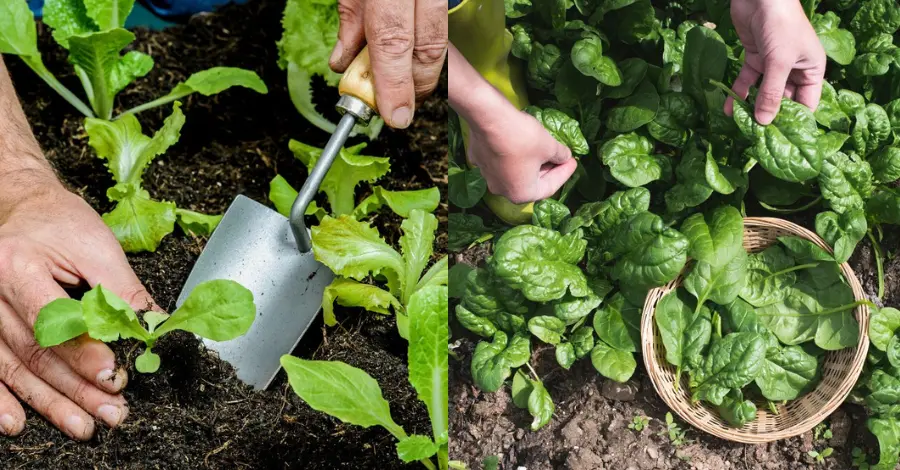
[640,217,870,443]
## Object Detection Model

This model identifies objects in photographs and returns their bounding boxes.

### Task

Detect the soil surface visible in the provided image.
[449,203,899,469]
[3,0,447,468]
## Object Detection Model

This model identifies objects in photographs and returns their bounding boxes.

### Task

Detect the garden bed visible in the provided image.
[449,209,900,470]
[3,0,447,468]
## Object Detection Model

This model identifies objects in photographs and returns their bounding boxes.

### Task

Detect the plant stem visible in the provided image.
[756,300,874,317]
[419,458,438,470]
[116,91,190,119]
[526,362,541,382]
[708,79,744,102]
[743,158,757,174]
[762,263,820,282]
[759,196,823,214]
[868,230,885,300]
[21,55,95,118]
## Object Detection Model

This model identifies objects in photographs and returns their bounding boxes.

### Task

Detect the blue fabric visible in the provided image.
[448,0,462,8]
[28,0,249,19]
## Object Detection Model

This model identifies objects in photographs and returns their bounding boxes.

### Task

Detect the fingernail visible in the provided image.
[97,368,126,391]
[97,404,126,427]
[329,40,343,66]
[391,107,412,129]
[0,414,17,435]
[64,415,89,439]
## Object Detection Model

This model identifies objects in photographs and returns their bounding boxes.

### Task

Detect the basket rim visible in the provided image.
[640,217,870,444]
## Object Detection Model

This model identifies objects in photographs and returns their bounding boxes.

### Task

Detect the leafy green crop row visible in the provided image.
[450,0,900,466]
[0,0,268,253]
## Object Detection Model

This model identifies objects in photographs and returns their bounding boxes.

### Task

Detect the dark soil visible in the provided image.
[450,208,900,469]
[3,0,447,468]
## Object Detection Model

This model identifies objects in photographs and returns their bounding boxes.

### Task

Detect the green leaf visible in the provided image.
[739,245,798,307]
[648,92,700,147]
[609,212,689,290]
[83,0,134,30]
[102,186,177,253]
[321,278,400,326]
[85,102,184,186]
[571,36,622,86]
[682,26,728,113]
[448,166,487,209]
[655,290,712,373]
[525,107,590,155]
[717,389,757,427]
[602,58,648,99]
[153,280,255,341]
[471,331,530,392]
[870,307,900,351]
[408,285,448,444]
[868,417,900,470]
[175,209,221,237]
[815,82,851,132]
[851,103,892,156]
[68,29,153,119]
[571,326,595,359]
[43,0,96,48]
[684,251,749,307]
[81,285,149,343]
[563,187,650,236]
[527,42,564,90]
[868,188,900,225]
[280,357,406,439]
[590,340,636,382]
[135,348,160,373]
[491,225,589,302]
[600,133,670,188]
[870,147,900,184]
[691,332,767,406]
[812,12,856,65]
[849,0,900,38]
[755,344,819,401]
[448,213,493,252]
[532,199,570,230]
[34,298,87,347]
[311,215,404,293]
[528,315,567,344]
[593,293,640,353]
[818,151,874,214]
[528,381,554,430]
[454,305,497,338]
[399,210,438,300]
[606,80,660,133]
[449,264,474,299]
[290,140,390,216]
[511,369,533,408]
[159,67,268,102]
[816,210,867,263]
[680,206,744,267]
[555,342,576,369]
[395,435,438,463]
[509,23,533,58]
[732,98,825,183]
[0,0,39,57]
[460,267,530,333]
[665,140,714,212]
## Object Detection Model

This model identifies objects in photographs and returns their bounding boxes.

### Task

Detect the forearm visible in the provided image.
[448,44,515,131]
[0,56,52,177]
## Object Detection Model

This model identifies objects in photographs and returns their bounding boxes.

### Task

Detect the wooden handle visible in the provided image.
[338,47,377,112]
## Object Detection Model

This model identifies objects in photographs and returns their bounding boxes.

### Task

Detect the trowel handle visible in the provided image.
[289,48,378,253]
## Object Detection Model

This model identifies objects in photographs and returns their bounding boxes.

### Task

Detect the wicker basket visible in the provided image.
[640,217,870,443]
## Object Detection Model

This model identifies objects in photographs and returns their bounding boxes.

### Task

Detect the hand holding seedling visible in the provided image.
[329,0,447,129]
[725,0,827,124]
[0,58,155,440]
[448,45,576,204]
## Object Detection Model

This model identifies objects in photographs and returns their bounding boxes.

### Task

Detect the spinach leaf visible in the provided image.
[532,198,571,230]
[528,316,567,344]
[527,381,555,430]
[816,210,867,263]
[471,331,531,392]
[680,206,744,267]
[717,389,758,427]
[590,340,637,382]
[571,326,596,359]
[571,36,622,86]
[455,305,498,338]
[690,332,767,406]
[868,417,900,470]
[870,307,900,351]
[528,42,565,90]
[448,166,487,209]
[815,81,852,132]
[448,213,493,252]
[602,58,648,99]
[564,187,650,236]
[593,293,640,352]
[852,103,891,156]
[609,213,689,290]
[819,151,874,214]
[684,251,748,307]
[868,189,900,225]
[600,133,670,188]
[648,92,700,147]
[510,23,534,59]
[525,107,590,155]
[849,0,900,38]
[665,140,715,212]
[492,225,589,302]
[755,344,820,401]
[460,267,530,333]
[655,290,712,378]
[812,11,856,65]
[870,147,900,184]
[739,245,798,307]
[606,80,660,133]
[682,26,728,114]
[556,342,576,369]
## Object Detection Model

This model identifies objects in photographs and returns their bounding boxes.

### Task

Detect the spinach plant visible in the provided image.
[35,280,256,373]
[281,285,448,470]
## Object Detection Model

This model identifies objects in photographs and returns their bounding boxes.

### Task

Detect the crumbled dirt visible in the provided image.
[450,204,896,469]
[3,0,447,468]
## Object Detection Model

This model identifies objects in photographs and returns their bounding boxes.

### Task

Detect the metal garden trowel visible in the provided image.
[176,48,379,390]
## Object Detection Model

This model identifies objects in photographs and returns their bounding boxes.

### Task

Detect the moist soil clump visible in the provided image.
[450,205,898,469]
[3,0,447,468]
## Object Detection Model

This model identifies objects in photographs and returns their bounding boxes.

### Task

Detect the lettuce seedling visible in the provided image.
[268,139,440,219]
[277,0,383,140]
[35,279,256,373]
[310,209,448,338]
[0,0,267,120]
[281,285,448,470]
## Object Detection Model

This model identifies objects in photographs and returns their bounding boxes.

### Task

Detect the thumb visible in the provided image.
[329,0,367,73]
[544,140,573,166]
[535,159,577,201]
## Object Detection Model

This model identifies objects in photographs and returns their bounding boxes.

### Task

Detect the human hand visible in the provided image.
[467,105,576,204]
[725,0,826,124]
[0,169,159,440]
[329,0,448,129]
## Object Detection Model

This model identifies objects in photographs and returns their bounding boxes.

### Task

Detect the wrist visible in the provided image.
[0,166,65,219]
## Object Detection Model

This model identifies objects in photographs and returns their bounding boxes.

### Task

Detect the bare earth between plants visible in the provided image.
[3,0,447,468]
